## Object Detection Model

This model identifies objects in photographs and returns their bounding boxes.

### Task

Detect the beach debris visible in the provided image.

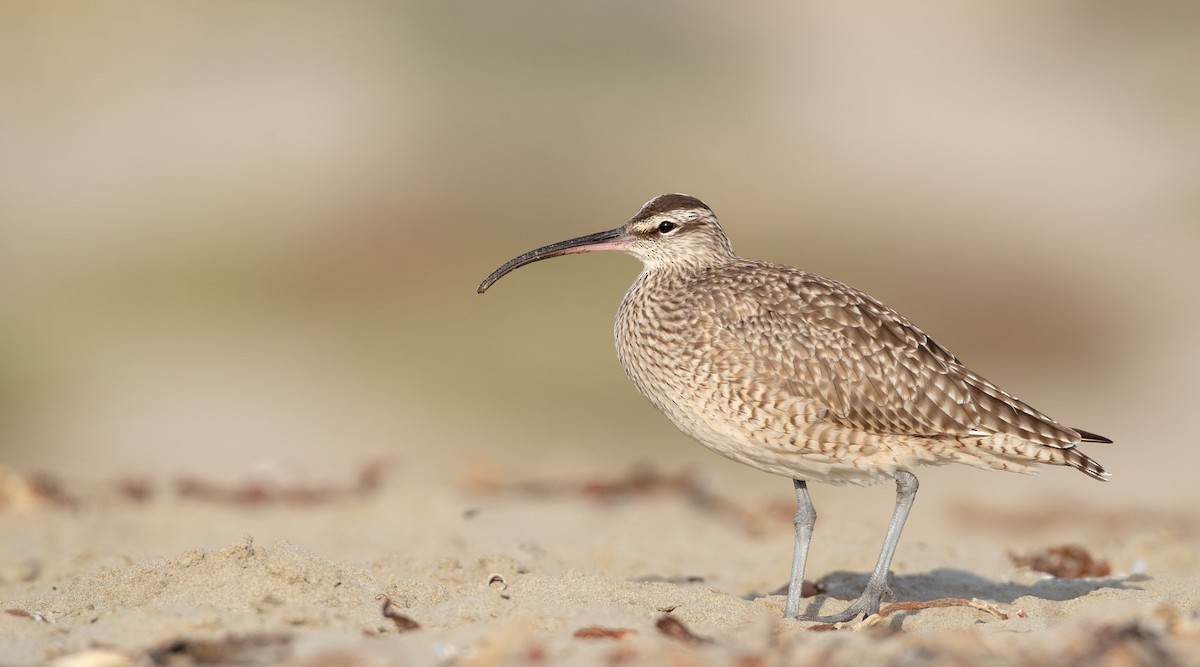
[115,477,153,502]
[806,597,1008,631]
[522,642,547,663]
[0,461,390,511]
[376,594,420,632]
[770,579,824,598]
[876,598,1009,621]
[655,614,712,645]
[5,608,51,622]
[174,459,387,507]
[0,468,78,511]
[0,460,388,508]
[1009,544,1112,578]
[573,626,637,639]
[467,465,713,504]
[487,573,512,599]
[760,578,824,602]
[465,464,794,536]
[29,474,81,508]
[356,459,387,493]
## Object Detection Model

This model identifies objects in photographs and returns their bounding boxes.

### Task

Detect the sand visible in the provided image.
[2,461,1198,667]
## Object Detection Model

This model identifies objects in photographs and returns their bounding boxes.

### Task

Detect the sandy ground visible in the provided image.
[2,457,1198,667]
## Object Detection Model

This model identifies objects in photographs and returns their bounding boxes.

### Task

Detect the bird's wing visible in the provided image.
[703,264,1083,447]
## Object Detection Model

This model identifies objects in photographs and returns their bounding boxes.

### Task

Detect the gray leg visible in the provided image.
[784,479,816,617]
[799,471,919,622]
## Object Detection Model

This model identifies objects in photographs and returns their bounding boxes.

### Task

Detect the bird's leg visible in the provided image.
[783,479,816,617]
[798,471,919,623]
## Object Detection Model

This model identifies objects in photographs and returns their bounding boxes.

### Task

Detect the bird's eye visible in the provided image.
[657,221,678,234]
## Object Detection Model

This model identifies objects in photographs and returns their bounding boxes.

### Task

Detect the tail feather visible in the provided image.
[1074,427,1113,444]
[1063,445,1110,481]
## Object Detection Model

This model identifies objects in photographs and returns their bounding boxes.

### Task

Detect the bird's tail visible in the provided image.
[1062,444,1110,481]
[1074,428,1114,444]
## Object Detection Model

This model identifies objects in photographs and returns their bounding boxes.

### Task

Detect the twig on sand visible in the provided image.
[655,614,712,645]
[808,597,1010,631]
[375,594,420,632]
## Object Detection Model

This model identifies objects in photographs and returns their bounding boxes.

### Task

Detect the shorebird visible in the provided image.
[477,194,1111,622]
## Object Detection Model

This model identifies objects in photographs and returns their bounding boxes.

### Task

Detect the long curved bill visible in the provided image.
[477,226,628,293]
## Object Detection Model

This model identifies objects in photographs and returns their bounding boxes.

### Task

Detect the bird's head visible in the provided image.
[477,193,735,293]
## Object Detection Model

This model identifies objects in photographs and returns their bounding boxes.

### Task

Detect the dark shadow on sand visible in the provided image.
[787,568,1144,617]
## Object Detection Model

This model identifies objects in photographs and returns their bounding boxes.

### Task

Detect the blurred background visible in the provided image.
[1,2,1197,514]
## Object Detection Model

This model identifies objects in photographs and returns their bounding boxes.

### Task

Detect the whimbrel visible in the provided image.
[477,194,1111,622]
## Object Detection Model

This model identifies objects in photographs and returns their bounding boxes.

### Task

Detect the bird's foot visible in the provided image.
[794,598,875,624]
[792,584,890,624]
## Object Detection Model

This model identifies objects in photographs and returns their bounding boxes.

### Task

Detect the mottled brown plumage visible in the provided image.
[478,193,1111,622]
[618,256,1108,486]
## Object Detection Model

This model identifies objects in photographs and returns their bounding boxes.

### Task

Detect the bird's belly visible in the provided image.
[675,385,905,485]
[616,337,902,486]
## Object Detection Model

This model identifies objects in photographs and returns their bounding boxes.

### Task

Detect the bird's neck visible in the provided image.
[640,246,737,278]
[636,254,739,289]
